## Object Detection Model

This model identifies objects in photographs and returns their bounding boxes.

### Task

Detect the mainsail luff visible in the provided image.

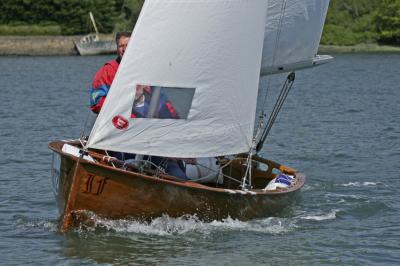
[87,0,268,158]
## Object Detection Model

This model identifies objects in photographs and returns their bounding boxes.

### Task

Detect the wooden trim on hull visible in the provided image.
[49,140,305,232]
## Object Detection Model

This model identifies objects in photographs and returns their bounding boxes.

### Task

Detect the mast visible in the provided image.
[146,87,162,119]
[89,12,100,37]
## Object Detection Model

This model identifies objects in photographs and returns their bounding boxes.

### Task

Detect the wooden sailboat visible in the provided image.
[74,12,116,56]
[51,0,332,232]
[49,140,306,231]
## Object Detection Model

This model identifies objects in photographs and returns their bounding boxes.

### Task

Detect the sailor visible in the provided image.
[130,85,179,119]
[90,31,131,114]
[89,32,133,160]
[88,33,216,181]
[129,84,185,177]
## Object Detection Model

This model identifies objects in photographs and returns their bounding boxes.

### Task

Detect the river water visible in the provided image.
[0,54,399,265]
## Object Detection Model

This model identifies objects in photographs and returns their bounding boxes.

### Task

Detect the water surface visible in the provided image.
[0,54,399,265]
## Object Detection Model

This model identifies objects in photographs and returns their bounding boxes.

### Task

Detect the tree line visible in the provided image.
[0,0,399,45]
[0,0,141,35]
[323,0,400,45]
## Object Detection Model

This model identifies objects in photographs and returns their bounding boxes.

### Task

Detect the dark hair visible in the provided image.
[116,31,132,44]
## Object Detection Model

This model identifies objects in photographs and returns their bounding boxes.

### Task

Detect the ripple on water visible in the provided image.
[344,201,390,219]
[298,209,338,221]
[13,215,59,232]
[339,181,379,187]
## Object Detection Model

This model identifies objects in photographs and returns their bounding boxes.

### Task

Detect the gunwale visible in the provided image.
[49,140,306,196]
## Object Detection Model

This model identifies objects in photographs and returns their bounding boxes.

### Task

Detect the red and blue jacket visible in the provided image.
[90,59,119,114]
[130,87,179,119]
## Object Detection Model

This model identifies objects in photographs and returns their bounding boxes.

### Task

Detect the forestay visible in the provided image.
[87,0,267,158]
[261,0,332,75]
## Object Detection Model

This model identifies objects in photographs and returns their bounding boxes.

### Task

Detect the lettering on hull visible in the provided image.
[84,174,108,195]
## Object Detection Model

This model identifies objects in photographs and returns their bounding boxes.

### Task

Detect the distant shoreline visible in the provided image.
[0,35,80,56]
[318,44,400,54]
[0,35,115,56]
[1,35,400,56]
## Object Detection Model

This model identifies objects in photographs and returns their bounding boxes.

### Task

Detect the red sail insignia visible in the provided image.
[112,115,129,130]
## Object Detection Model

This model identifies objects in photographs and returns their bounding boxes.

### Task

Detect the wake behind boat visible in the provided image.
[50,0,332,232]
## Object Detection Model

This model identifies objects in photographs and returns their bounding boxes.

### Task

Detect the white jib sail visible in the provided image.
[261,0,331,75]
[87,0,268,158]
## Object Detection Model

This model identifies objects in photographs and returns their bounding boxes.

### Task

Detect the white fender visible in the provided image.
[185,157,223,184]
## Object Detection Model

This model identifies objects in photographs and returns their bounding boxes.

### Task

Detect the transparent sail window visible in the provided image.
[131,85,195,119]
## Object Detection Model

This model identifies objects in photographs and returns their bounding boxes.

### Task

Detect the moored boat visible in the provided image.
[74,12,116,56]
[74,35,116,56]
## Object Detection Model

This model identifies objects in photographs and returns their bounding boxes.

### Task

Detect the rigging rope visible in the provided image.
[80,109,93,141]
[256,72,295,153]
[241,1,288,190]
[240,72,296,188]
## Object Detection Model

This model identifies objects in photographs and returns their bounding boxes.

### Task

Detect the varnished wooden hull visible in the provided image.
[49,140,305,232]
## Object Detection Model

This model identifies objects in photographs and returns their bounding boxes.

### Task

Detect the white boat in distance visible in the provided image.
[74,12,116,56]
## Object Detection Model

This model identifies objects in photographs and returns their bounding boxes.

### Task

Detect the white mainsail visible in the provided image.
[261,0,332,75]
[87,0,268,158]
